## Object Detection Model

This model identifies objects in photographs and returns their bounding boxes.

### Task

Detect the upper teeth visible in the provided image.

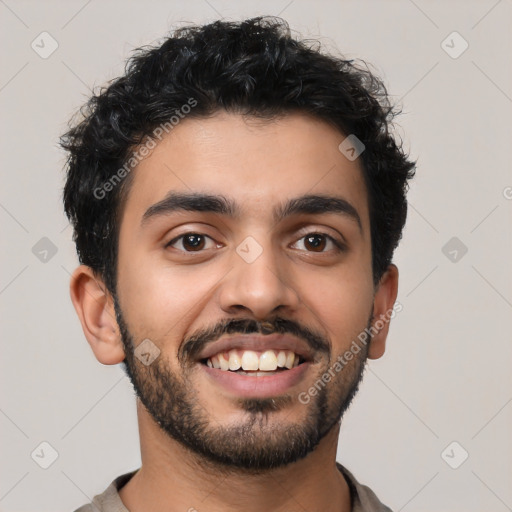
[206,349,299,371]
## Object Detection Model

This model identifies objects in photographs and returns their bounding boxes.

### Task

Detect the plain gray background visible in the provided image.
[1,1,511,510]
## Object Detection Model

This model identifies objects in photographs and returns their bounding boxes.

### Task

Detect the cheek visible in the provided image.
[117,257,222,342]
[296,265,373,350]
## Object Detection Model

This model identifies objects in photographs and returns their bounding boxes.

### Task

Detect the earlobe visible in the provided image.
[367,264,399,360]
[69,265,126,365]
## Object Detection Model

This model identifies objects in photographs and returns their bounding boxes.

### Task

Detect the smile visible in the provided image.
[202,349,304,374]
[200,350,311,398]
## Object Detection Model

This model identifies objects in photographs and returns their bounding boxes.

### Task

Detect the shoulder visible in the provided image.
[71,470,138,512]
[73,505,96,512]
[336,463,394,512]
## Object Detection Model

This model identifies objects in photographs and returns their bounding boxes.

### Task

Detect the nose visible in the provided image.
[218,237,300,320]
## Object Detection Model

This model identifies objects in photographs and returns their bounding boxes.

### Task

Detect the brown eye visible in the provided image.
[304,234,327,252]
[291,232,345,253]
[182,234,205,251]
[166,233,216,252]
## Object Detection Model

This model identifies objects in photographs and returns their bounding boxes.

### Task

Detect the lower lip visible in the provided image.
[200,363,311,398]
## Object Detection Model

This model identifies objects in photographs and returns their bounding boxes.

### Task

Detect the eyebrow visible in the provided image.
[141,192,362,232]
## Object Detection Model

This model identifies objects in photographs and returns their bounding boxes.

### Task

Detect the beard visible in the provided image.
[114,298,371,473]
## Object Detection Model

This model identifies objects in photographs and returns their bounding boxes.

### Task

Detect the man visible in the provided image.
[62,16,415,512]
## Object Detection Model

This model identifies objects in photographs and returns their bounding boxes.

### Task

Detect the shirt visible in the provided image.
[74,463,393,512]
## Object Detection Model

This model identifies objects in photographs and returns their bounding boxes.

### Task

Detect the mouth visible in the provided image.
[201,348,306,376]
[198,347,312,398]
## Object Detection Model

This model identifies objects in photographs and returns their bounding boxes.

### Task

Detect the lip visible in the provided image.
[196,333,315,362]
[201,361,312,398]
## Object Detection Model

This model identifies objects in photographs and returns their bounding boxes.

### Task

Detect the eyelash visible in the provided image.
[165,231,346,253]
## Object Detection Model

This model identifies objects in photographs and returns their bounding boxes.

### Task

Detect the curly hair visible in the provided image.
[61,16,416,295]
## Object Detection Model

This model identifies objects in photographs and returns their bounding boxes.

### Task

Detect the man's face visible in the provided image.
[114,112,375,470]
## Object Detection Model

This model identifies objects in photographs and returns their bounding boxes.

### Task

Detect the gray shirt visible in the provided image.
[74,463,393,512]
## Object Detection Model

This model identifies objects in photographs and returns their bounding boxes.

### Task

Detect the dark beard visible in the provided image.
[114,299,370,473]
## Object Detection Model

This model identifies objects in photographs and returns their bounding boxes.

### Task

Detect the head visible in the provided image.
[62,17,415,471]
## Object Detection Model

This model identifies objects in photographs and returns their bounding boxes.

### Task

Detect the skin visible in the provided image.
[70,111,399,512]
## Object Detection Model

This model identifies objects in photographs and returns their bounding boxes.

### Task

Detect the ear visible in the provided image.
[69,265,125,365]
[367,264,399,360]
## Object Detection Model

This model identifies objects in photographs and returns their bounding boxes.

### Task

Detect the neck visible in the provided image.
[119,400,351,512]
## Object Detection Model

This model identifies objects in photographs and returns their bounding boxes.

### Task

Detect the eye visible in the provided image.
[291,232,345,253]
[166,233,219,252]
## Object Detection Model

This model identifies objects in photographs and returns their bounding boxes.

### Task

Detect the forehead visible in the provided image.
[120,111,370,232]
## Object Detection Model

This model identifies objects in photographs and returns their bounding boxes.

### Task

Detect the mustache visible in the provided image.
[180,317,330,363]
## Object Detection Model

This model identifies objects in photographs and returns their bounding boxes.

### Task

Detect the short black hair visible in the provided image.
[61,16,416,294]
